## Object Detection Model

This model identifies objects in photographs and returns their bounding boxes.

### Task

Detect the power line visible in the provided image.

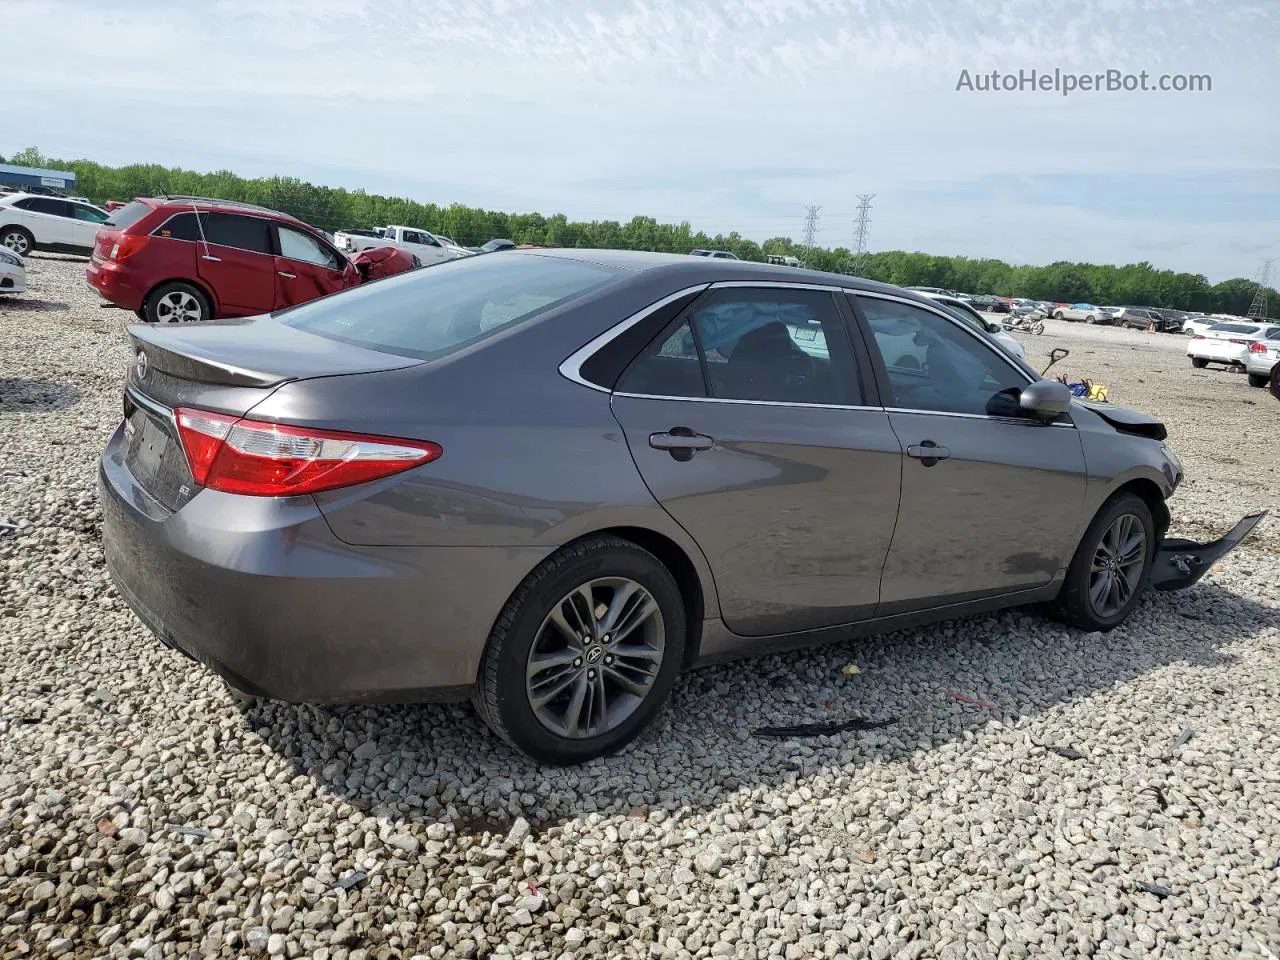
[849,194,874,276]
[1246,257,1276,319]
[800,205,821,268]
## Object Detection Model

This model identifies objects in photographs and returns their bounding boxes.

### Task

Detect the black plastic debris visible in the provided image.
[1139,882,1174,899]
[1140,785,1169,811]
[752,716,896,739]
[332,870,366,891]
[1048,746,1084,760]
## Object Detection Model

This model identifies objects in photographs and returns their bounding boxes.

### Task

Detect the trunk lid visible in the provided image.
[120,317,425,511]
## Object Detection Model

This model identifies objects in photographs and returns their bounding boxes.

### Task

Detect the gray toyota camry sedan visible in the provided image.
[100,251,1262,763]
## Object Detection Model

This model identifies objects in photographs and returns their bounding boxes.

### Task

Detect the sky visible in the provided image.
[6,0,1279,282]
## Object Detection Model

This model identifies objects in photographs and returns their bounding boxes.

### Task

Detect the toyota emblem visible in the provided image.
[134,350,148,381]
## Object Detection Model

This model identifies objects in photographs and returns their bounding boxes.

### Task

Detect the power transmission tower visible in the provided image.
[849,194,875,276]
[1247,258,1276,319]
[800,205,821,267]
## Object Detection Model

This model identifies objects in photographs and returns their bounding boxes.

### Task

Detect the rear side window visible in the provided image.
[16,197,70,217]
[618,320,705,398]
[105,200,154,230]
[153,212,202,241]
[282,254,619,360]
[202,213,272,254]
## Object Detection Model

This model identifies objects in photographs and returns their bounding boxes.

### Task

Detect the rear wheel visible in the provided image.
[1191,357,1208,369]
[1248,373,1269,388]
[1030,321,1045,335]
[144,281,211,323]
[1,226,34,256]
[1056,493,1155,632]
[473,536,686,764]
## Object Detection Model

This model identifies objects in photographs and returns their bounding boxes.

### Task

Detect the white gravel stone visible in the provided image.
[1,258,1278,959]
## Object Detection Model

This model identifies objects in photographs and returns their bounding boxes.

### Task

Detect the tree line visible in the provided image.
[4,145,1273,316]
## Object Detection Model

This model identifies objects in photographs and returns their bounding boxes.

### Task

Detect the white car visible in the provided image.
[0,247,26,294]
[1244,334,1280,388]
[334,225,472,265]
[1053,303,1105,323]
[1187,321,1280,370]
[922,292,1027,359]
[0,193,110,256]
[1181,315,1220,336]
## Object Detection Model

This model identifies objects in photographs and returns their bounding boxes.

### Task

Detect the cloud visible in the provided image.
[5,0,1278,280]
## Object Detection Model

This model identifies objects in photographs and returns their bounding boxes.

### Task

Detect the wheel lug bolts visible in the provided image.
[588,669,596,679]
[574,659,582,667]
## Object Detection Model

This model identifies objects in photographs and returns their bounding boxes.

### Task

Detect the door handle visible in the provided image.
[649,428,714,462]
[201,255,222,262]
[278,271,296,279]
[906,440,951,466]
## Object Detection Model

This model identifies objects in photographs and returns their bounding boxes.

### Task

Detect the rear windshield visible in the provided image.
[282,254,620,360]
[104,200,155,230]
[1208,323,1259,334]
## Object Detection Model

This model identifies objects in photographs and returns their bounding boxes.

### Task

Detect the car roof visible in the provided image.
[509,247,927,298]
[145,195,307,228]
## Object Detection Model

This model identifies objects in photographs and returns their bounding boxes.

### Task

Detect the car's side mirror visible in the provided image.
[1019,379,1072,421]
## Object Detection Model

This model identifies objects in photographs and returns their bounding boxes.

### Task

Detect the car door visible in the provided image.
[69,202,110,249]
[193,212,277,315]
[851,293,1087,613]
[14,197,77,245]
[609,284,903,636]
[404,229,448,264]
[274,225,357,309]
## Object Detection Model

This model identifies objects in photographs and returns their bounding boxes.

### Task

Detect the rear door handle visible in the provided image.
[907,440,951,466]
[649,429,714,461]
[278,271,296,279]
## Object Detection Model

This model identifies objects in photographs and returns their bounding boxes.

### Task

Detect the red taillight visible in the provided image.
[1250,342,1268,353]
[110,234,150,262]
[1228,338,1249,345]
[174,408,441,496]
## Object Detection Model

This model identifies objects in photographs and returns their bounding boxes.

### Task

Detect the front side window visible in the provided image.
[283,253,619,360]
[856,296,1029,417]
[201,213,272,255]
[72,204,108,223]
[278,226,340,270]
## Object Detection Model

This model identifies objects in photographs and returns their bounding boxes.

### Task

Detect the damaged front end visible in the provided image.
[1149,512,1267,591]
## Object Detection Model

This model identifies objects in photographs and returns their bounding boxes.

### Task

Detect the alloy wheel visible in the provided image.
[1089,513,1147,618]
[156,290,203,323]
[3,232,30,255]
[525,577,665,739]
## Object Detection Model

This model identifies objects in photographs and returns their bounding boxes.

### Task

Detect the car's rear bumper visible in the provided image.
[1187,342,1248,364]
[99,423,549,703]
[1150,513,1267,591]
[85,258,147,312]
[1245,354,1277,377]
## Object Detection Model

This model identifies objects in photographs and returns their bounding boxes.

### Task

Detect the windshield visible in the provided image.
[282,254,619,359]
[1208,323,1259,334]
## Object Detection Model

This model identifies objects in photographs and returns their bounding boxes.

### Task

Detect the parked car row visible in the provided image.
[1185,319,1280,387]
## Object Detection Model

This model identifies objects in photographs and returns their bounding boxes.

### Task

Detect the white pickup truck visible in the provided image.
[333,225,472,265]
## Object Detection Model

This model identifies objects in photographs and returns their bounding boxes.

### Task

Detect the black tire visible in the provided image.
[1248,373,1268,388]
[143,281,212,324]
[473,535,686,764]
[1055,492,1155,632]
[0,225,34,257]
[1191,357,1208,369]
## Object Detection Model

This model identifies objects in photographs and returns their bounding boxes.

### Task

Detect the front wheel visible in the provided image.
[473,536,686,764]
[1191,357,1208,369]
[1055,493,1155,632]
[144,281,211,323]
[1248,373,1269,388]
[1030,321,1045,335]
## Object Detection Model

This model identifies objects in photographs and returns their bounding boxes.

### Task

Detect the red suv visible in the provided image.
[86,196,408,323]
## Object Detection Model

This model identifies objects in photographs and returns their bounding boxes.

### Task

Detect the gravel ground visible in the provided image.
[2,255,1278,960]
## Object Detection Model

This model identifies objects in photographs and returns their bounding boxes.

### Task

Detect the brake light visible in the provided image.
[110,234,150,262]
[1250,342,1268,353]
[1228,338,1249,345]
[174,408,441,496]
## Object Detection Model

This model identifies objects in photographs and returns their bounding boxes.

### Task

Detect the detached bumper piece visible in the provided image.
[1150,512,1267,591]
